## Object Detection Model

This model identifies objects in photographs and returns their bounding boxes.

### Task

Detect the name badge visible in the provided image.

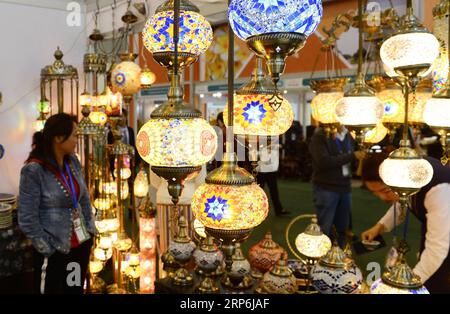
[342,163,351,177]
[72,206,91,244]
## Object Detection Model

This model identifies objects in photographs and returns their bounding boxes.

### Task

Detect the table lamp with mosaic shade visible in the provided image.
[229,0,323,86]
[285,214,332,293]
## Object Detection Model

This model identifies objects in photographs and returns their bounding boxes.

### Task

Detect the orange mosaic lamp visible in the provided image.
[191,152,268,240]
[310,78,348,129]
[223,58,293,136]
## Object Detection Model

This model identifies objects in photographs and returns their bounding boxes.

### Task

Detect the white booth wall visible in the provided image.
[0,1,88,194]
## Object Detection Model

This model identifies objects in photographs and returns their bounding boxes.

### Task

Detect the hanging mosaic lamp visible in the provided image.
[335,0,383,142]
[431,0,449,94]
[111,53,141,106]
[423,0,450,164]
[380,0,439,78]
[137,73,217,204]
[368,75,405,133]
[142,0,213,70]
[140,67,156,89]
[223,58,293,136]
[310,77,348,130]
[191,152,269,236]
[229,0,322,85]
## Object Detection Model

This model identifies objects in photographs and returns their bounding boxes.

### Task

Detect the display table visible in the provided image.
[0,211,34,293]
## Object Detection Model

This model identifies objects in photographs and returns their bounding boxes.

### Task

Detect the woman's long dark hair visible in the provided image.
[26,113,77,164]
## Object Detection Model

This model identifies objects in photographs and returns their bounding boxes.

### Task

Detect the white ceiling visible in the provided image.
[84,0,228,23]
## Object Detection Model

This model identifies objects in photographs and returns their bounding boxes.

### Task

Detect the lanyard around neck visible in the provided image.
[335,137,351,154]
[56,160,78,209]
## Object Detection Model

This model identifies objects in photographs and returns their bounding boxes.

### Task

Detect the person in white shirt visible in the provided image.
[256,140,289,217]
[361,152,450,294]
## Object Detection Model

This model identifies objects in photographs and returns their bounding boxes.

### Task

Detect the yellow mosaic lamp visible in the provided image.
[368,75,405,133]
[142,0,213,70]
[111,53,141,106]
[364,123,389,145]
[191,152,269,233]
[223,58,293,136]
[310,77,348,132]
[140,67,156,89]
[408,79,433,127]
[136,72,218,204]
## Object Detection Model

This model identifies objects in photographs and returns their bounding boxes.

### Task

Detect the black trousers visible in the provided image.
[257,172,283,214]
[32,238,93,294]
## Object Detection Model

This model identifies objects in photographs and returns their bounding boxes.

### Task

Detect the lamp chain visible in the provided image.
[357,0,364,79]
[226,0,235,153]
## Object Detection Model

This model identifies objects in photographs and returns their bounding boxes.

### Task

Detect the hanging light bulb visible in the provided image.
[95,208,120,234]
[114,156,132,180]
[105,87,123,117]
[134,168,149,198]
[229,0,322,84]
[223,58,293,136]
[113,181,129,200]
[140,67,156,89]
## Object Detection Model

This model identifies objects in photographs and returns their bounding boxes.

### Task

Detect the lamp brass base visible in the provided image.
[196,277,220,294]
[89,276,106,294]
[172,267,194,286]
[106,284,128,294]
[251,269,264,280]
[204,227,252,245]
[221,273,253,290]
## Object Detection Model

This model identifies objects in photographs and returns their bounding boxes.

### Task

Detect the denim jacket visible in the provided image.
[18,154,97,257]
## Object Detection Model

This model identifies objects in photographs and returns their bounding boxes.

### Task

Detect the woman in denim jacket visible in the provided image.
[18,113,96,294]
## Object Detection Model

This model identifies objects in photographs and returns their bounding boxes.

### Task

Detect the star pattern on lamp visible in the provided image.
[204,195,229,222]
[252,0,285,14]
[242,101,267,124]
[114,72,126,87]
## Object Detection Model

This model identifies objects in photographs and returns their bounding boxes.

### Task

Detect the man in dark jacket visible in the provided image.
[309,125,365,247]
[107,109,140,170]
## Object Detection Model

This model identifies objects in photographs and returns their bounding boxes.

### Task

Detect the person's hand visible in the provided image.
[354,150,367,160]
[361,223,384,241]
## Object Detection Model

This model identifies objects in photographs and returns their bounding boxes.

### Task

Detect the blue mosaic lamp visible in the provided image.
[228,0,323,85]
[142,0,213,71]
